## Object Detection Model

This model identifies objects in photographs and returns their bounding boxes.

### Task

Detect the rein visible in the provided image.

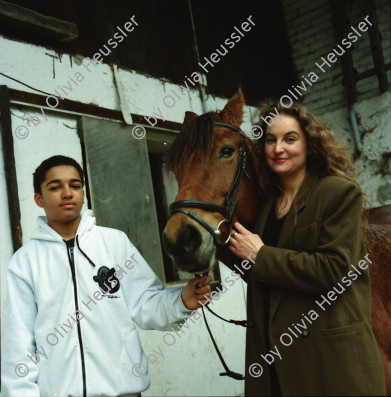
[200,306,246,381]
[169,121,252,381]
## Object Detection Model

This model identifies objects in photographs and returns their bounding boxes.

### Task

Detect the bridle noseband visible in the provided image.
[169,122,252,249]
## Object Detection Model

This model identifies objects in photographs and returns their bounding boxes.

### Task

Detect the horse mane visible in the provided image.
[166,112,216,181]
[166,107,243,181]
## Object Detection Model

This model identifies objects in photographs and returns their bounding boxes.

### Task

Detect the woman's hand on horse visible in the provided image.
[228,222,264,260]
[181,275,213,309]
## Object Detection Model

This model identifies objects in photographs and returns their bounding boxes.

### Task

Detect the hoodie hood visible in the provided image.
[31,209,96,243]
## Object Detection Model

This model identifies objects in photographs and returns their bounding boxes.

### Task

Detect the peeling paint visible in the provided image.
[321,91,391,207]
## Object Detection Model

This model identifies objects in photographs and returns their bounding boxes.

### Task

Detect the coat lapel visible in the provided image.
[268,208,297,324]
[269,172,319,325]
[254,197,274,236]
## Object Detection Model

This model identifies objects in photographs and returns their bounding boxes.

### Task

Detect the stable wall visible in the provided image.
[0,35,252,397]
[282,0,391,207]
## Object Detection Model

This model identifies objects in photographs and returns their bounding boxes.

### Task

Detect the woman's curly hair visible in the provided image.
[253,99,355,196]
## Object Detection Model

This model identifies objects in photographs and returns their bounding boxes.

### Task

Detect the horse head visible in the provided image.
[163,89,261,274]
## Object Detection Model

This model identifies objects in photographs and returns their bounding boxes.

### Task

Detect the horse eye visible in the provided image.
[219,146,234,158]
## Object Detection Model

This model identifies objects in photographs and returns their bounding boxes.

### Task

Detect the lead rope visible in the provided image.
[201,306,245,380]
[205,305,247,327]
[197,276,246,381]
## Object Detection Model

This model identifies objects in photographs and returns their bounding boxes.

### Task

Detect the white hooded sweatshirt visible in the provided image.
[2,210,192,397]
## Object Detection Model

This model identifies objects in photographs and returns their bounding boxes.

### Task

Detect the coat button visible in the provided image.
[248,321,254,328]
[302,329,309,337]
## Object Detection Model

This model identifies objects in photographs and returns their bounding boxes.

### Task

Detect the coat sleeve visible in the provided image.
[252,178,365,294]
[2,256,40,397]
[118,232,193,330]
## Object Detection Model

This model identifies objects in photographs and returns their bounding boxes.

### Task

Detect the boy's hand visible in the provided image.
[181,275,213,310]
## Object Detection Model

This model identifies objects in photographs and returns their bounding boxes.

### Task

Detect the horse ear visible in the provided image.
[220,88,245,126]
[183,111,198,125]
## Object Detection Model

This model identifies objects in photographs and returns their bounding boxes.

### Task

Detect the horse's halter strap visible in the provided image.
[169,122,251,249]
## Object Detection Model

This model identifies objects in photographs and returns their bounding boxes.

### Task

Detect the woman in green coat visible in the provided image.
[229,101,386,396]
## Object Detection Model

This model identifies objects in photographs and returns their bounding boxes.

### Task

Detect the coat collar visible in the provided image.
[255,170,319,236]
[292,171,318,213]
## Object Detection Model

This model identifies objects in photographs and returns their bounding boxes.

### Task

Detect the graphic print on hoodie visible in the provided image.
[93,266,121,294]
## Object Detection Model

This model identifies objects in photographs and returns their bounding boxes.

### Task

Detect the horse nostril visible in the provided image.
[180,224,202,253]
[162,224,203,257]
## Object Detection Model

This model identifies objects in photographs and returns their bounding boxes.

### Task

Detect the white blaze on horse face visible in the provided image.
[265,115,307,179]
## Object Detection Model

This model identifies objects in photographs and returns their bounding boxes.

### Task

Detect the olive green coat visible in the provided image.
[245,173,386,396]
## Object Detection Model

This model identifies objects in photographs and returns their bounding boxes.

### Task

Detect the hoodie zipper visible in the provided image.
[66,243,87,397]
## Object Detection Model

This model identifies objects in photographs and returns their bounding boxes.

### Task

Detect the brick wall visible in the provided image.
[281,0,390,114]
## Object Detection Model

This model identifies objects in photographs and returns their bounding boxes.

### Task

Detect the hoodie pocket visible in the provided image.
[119,328,148,393]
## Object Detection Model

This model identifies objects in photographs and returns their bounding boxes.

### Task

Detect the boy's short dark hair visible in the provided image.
[33,155,84,195]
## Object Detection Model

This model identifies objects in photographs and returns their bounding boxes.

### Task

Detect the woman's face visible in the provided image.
[264,114,307,177]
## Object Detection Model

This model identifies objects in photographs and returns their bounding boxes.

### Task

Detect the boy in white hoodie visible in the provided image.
[2,155,211,397]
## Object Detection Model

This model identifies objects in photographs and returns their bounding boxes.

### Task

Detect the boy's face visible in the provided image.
[34,166,84,225]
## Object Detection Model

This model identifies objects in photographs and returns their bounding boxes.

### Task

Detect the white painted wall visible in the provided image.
[0,35,253,397]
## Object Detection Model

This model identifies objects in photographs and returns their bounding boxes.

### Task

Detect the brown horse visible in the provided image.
[162,89,391,394]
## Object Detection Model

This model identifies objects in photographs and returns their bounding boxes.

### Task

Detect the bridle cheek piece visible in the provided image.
[169,122,252,251]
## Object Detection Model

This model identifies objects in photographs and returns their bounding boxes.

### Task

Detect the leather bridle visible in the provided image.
[169,122,252,250]
[168,121,253,381]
